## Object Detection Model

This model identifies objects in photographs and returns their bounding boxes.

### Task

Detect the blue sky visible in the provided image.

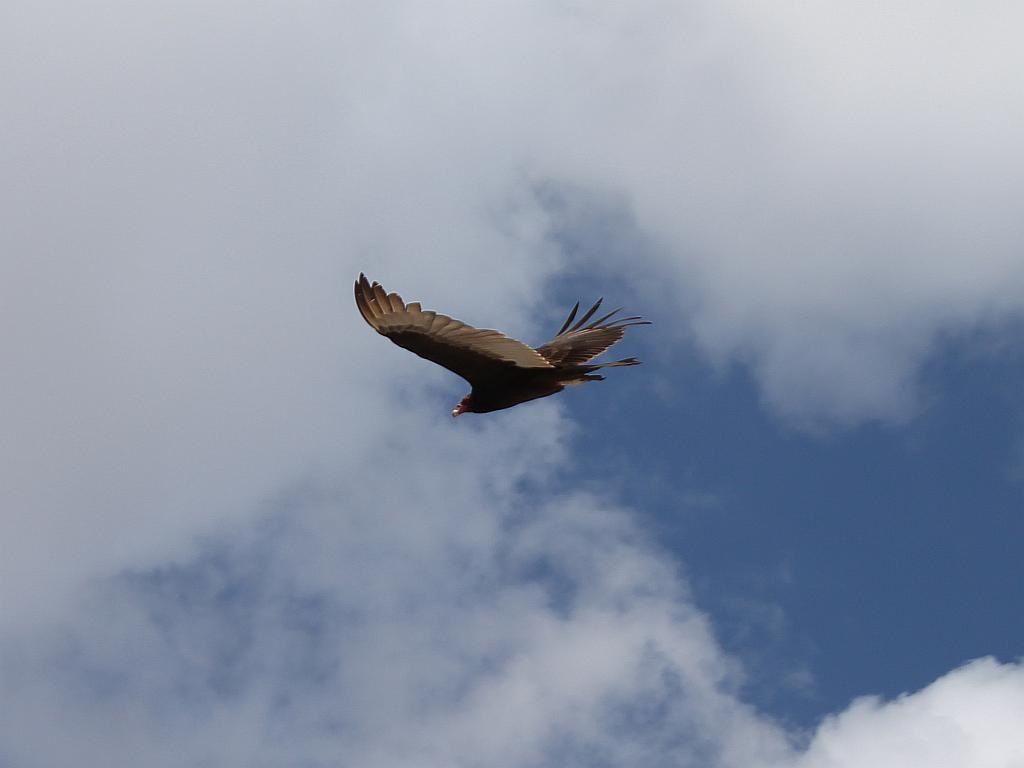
[3,2,1024,766]
[568,325,1024,727]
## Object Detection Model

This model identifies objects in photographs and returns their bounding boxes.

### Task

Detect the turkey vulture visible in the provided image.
[355,274,650,416]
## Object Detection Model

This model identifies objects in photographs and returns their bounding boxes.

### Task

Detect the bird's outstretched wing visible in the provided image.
[535,298,650,366]
[355,274,553,385]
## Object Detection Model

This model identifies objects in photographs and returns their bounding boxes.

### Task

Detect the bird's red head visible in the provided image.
[452,395,472,417]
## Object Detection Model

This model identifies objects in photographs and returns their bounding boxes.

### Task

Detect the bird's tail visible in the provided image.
[566,357,641,384]
[589,357,641,369]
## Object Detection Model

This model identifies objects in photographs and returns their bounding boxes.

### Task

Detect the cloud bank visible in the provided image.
[3,1,1023,767]
[3,468,1021,767]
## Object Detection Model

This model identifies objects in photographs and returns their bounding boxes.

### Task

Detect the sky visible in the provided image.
[2,1,1024,766]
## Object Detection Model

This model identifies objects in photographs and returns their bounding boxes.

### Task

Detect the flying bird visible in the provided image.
[355,274,649,416]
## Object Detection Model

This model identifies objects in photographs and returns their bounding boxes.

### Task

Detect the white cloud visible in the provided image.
[0,463,794,768]
[4,474,1022,767]
[516,0,1024,424]
[1,0,565,623]
[2,2,1024,767]
[796,657,1024,768]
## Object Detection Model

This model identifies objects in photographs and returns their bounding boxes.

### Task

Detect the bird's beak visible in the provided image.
[451,408,461,418]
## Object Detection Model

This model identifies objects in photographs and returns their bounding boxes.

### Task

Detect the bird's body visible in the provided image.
[354,274,648,415]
